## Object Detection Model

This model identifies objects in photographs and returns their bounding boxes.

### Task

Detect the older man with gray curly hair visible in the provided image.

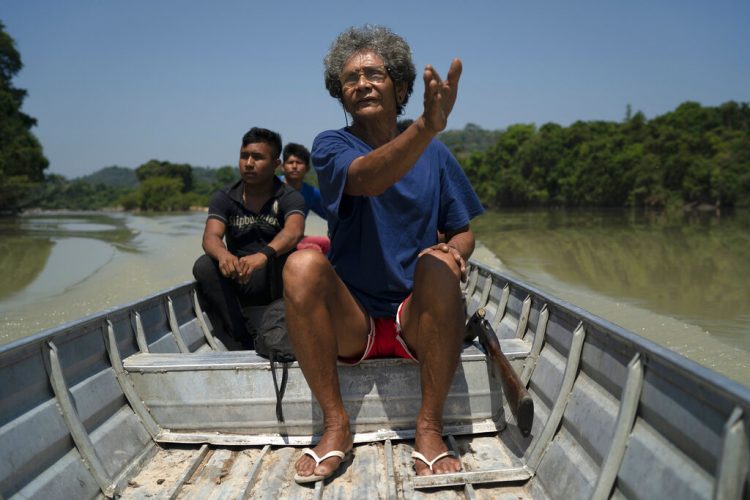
[283,25,484,483]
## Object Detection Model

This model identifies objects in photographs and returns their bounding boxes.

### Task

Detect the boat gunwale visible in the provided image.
[0,280,196,358]
[468,260,750,406]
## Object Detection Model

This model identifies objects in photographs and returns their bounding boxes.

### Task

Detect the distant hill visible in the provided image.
[75,164,236,189]
[35,161,238,210]
[192,166,221,185]
[439,123,503,159]
[78,166,137,187]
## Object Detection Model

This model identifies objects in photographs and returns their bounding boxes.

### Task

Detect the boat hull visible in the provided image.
[1,262,748,499]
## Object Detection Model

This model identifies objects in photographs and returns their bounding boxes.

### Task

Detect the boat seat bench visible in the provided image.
[122,338,531,370]
[121,340,531,446]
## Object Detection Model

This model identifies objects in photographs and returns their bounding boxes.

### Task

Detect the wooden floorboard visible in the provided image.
[118,431,536,499]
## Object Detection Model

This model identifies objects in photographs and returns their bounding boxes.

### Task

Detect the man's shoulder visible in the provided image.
[419,138,459,173]
[313,127,347,142]
[427,137,452,156]
[312,128,363,150]
[275,180,305,206]
[301,182,321,195]
[273,178,298,197]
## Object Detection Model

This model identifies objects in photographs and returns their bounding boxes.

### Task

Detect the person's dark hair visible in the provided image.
[324,25,416,115]
[282,143,311,168]
[241,127,282,159]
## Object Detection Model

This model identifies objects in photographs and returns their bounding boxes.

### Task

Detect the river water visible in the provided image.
[0,212,206,340]
[1,209,748,385]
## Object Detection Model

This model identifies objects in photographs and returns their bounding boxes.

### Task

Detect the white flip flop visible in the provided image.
[411,450,458,473]
[294,448,349,484]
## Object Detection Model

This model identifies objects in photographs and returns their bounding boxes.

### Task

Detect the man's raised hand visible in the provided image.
[422,58,463,134]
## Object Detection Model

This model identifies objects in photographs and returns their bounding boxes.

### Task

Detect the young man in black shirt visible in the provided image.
[193,127,305,348]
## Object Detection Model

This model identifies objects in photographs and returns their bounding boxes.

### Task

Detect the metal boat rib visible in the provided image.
[1,261,748,499]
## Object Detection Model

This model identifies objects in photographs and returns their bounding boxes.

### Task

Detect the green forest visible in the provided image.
[28,162,239,212]
[1,21,749,213]
[453,103,750,209]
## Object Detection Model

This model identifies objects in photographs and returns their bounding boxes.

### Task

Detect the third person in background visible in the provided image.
[281,142,331,253]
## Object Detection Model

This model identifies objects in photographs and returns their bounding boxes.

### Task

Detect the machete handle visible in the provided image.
[467,308,534,436]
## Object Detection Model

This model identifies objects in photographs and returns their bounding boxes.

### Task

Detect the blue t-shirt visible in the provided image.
[299,182,327,220]
[278,176,327,220]
[312,128,484,318]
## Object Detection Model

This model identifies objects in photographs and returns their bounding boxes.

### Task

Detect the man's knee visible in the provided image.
[193,254,220,283]
[416,250,462,284]
[284,249,329,283]
[283,249,333,303]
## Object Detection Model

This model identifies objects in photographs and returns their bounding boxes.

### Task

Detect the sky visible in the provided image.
[3,0,749,179]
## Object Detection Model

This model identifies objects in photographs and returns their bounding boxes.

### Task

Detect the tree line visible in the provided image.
[454,102,750,209]
[27,162,239,211]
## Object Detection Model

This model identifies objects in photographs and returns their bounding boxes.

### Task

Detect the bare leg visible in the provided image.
[400,252,464,475]
[283,250,370,479]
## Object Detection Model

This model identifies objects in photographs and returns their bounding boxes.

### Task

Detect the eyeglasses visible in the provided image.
[340,66,389,90]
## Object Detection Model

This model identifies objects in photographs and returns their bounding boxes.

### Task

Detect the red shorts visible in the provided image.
[296,236,331,254]
[339,297,418,365]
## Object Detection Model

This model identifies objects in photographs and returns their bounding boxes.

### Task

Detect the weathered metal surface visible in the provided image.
[133,311,149,353]
[515,295,531,339]
[491,284,510,333]
[520,304,548,385]
[47,340,113,494]
[0,282,207,499]
[104,321,161,438]
[525,323,586,470]
[590,354,643,499]
[166,296,190,353]
[123,345,509,441]
[715,407,750,500]
[192,289,224,351]
[3,267,750,499]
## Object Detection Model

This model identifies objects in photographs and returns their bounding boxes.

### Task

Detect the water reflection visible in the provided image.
[0,212,137,301]
[1,238,115,310]
[0,212,206,346]
[134,211,208,236]
[0,220,54,301]
[473,208,750,350]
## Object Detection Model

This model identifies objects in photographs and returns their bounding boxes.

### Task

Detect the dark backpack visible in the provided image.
[244,298,294,422]
[244,298,295,362]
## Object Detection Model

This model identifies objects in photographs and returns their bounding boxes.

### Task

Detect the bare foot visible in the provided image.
[295,421,353,480]
[413,426,461,476]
